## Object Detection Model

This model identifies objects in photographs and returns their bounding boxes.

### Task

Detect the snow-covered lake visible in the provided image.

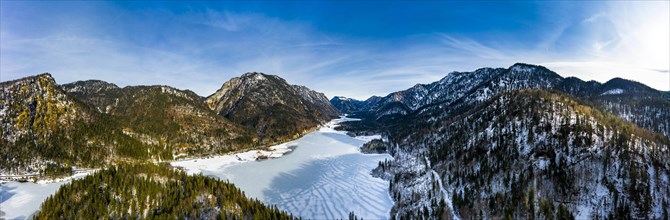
[1,181,66,219]
[0,117,392,219]
[0,172,95,220]
[173,117,394,219]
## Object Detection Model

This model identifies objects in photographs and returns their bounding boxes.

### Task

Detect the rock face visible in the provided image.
[205,72,339,143]
[335,63,670,219]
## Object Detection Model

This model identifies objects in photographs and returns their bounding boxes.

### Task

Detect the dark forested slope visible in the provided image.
[35,163,295,219]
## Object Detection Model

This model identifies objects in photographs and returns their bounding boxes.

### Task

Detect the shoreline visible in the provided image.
[0,116,378,185]
[171,116,358,175]
[171,115,385,176]
[0,168,98,185]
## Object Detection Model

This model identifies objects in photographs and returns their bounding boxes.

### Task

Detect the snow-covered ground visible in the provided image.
[0,116,392,219]
[172,116,394,219]
[0,171,92,219]
[172,142,295,175]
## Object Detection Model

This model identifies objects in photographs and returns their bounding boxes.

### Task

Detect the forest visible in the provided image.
[35,163,296,220]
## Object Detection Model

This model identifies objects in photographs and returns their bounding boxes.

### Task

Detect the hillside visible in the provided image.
[205,72,339,144]
[34,163,295,219]
[337,63,670,138]
[334,64,670,219]
[385,90,669,219]
[0,74,152,176]
[62,81,257,157]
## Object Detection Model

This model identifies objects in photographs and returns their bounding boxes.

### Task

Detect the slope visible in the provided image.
[205,72,339,144]
[0,74,153,176]
[62,81,257,157]
[384,90,669,219]
[349,63,670,139]
[35,163,295,219]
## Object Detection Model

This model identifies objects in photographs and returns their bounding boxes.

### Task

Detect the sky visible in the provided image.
[1,1,669,100]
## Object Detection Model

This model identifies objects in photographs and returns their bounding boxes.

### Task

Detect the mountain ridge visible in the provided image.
[384,89,669,219]
[1,71,339,177]
[205,72,339,144]
[332,63,670,219]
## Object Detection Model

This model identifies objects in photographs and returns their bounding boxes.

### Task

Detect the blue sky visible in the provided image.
[1,1,668,99]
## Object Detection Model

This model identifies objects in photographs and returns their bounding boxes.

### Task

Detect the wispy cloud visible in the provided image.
[1,1,668,100]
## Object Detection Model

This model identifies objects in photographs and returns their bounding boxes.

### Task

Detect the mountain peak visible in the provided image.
[206,72,339,143]
[240,72,268,81]
[508,63,546,72]
[0,72,55,87]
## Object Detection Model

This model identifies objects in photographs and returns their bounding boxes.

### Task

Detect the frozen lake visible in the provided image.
[1,179,74,219]
[173,117,394,219]
[0,117,393,219]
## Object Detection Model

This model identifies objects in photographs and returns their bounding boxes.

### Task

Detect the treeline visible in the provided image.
[35,163,296,219]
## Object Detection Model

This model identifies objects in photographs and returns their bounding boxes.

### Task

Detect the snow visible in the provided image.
[172,116,393,219]
[171,143,295,176]
[536,158,549,170]
[601,89,624,95]
[255,73,265,80]
[431,170,460,220]
[511,64,536,73]
[0,171,93,219]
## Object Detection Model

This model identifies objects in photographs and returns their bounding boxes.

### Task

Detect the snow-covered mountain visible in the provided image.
[383,90,669,219]
[329,96,363,114]
[335,63,670,219]
[335,63,669,138]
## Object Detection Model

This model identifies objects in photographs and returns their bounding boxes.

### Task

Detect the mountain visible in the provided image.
[59,80,121,113]
[62,81,256,157]
[345,63,669,138]
[35,163,294,219]
[1,72,338,177]
[0,74,152,176]
[329,96,364,114]
[205,72,339,144]
[329,96,384,114]
[337,63,670,219]
[384,89,669,219]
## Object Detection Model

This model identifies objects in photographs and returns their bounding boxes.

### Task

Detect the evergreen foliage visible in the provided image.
[35,163,295,220]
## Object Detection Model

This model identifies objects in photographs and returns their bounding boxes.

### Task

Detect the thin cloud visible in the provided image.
[1,1,667,99]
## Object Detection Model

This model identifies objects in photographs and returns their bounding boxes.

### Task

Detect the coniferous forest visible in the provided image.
[35,163,295,220]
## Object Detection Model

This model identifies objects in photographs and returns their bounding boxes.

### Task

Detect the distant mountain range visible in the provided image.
[0,72,339,176]
[332,63,669,138]
[331,63,670,219]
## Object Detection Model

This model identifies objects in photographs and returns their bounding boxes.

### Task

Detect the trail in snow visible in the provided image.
[426,157,460,220]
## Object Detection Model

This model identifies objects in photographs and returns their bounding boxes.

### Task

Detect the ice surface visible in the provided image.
[1,181,67,219]
[172,116,394,219]
[0,171,92,219]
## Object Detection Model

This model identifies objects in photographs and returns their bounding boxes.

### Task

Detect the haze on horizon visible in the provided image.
[1,1,668,100]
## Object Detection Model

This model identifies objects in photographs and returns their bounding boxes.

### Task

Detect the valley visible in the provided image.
[173,116,393,219]
[3,1,669,219]
[1,63,668,219]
